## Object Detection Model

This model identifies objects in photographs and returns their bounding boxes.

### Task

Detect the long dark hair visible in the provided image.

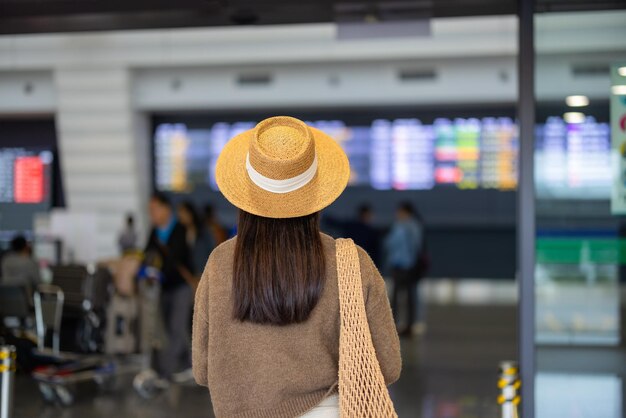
[232,210,326,325]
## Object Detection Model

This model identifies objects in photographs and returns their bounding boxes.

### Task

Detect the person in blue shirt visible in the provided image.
[145,192,193,381]
[384,202,423,337]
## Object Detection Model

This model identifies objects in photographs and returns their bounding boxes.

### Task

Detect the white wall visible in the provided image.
[0,71,55,113]
[0,11,624,259]
[133,57,518,110]
[54,68,149,258]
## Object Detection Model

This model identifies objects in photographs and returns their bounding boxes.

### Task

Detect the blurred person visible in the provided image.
[192,117,400,417]
[118,213,138,254]
[325,204,381,265]
[203,204,227,245]
[177,201,215,286]
[1,235,40,294]
[384,201,424,338]
[145,192,193,382]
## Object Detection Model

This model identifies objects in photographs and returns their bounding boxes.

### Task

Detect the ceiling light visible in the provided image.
[612,85,626,95]
[565,95,589,107]
[618,66,626,77]
[564,112,585,124]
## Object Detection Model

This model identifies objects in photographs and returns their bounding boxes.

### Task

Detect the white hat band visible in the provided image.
[246,153,318,194]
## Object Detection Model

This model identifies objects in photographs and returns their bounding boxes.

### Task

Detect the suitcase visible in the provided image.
[104,293,137,354]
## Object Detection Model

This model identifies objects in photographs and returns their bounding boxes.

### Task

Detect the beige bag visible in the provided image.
[335,238,398,418]
[102,255,141,297]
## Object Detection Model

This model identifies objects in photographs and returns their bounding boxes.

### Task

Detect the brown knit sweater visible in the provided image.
[192,233,401,418]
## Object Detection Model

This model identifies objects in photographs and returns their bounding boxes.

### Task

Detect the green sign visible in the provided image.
[536,237,626,264]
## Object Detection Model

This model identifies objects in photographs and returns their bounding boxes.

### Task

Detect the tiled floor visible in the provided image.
[15,377,213,418]
[12,280,625,418]
[391,304,517,418]
[14,300,517,418]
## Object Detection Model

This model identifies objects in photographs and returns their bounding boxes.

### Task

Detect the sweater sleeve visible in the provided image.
[192,257,211,387]
[358,247,402,385]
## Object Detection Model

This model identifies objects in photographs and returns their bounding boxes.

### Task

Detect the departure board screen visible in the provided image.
[0,148,54,232]
[535,116,611,199]
[152,116,611,199]
[0,148,53,204]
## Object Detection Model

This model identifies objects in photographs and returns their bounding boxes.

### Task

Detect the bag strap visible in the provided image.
[335,238,398,418]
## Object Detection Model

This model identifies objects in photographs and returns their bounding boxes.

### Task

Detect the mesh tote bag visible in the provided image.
[335,238,398,418]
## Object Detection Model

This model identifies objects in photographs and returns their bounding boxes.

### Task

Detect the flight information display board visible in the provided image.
[0,148,53,204]
[0,148,54,233]
[535,116,611,199]
[152,116,611,199]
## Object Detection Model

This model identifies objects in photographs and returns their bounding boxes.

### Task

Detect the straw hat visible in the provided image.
[216,116,350,218]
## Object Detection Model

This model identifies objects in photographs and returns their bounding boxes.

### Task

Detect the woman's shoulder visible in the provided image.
[208,236,237,261]
[322,233,380,285]
[198,237,236,293]
[203,236,237,274]
[355,245,380,286]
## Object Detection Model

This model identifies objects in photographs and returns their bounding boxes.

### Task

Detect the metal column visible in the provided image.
[517,0,536,417]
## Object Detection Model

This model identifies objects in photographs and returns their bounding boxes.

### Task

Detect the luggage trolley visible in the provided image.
[31,283,138,406]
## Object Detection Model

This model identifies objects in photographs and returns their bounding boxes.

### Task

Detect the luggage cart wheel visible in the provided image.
[54,385,75,406]
[38,383,56,403]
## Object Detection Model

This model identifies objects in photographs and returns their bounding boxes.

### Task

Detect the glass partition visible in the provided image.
[534,9,626,417]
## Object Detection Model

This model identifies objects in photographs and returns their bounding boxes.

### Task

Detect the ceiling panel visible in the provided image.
[0,0,623,35]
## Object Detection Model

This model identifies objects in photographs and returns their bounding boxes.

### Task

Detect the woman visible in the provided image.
[192,116,401,418]
[177,201,215,285]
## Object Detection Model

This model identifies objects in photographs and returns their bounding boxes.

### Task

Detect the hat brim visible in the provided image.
[216,126,350,218]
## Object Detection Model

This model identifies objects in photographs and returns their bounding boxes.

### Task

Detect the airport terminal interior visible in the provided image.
[1,1,626,417]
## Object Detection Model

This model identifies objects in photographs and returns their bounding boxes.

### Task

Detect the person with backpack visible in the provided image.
[384,201,425,338]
